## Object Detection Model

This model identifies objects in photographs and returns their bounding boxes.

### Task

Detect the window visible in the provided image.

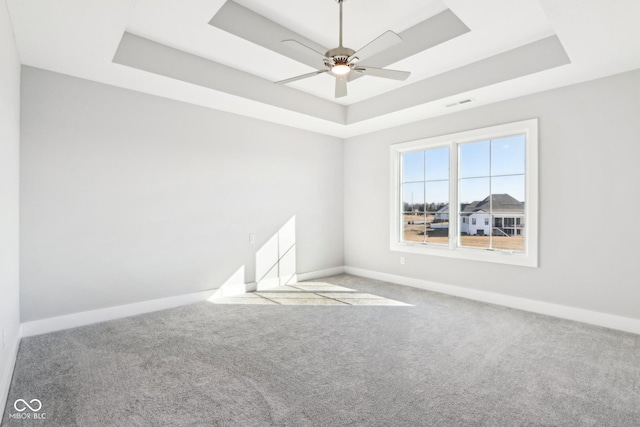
[390,119,538,267]
[400,147,449,245]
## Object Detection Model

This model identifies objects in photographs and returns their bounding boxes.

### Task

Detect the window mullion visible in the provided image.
[423,151,427,244]
[489,140,493,250]
[397,152,403,243]
[449,140,458,250]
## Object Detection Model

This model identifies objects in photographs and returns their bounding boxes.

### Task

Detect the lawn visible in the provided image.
[402,214,524,251]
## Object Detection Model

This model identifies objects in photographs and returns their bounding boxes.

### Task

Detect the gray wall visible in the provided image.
[16,57,640,326]
[0,0,21,409]
[20,67,344,322]
[344,69,640,320]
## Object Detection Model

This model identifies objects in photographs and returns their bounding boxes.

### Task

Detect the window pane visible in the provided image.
[491,135,525,176]
[491,175,525,214]
[491,214,525,252]
[425,181,449,245]
[459,177,489,210]
[425,181,448,211]
[403,212,426,243]
[459,177,489,249]
[460,140,490,178]
[459,215,490,249]
[402,151,424,183]
[490,173,525,252]
[402,182,425,243]
[425,147,449,181]
[402,182,424,211]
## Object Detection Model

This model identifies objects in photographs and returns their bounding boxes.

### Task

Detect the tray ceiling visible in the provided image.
[6,0,640,137]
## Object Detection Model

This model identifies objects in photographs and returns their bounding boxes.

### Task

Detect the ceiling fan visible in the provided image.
[275,0,411,98]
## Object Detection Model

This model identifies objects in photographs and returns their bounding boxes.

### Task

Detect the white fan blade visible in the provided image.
[282,39,328,68]
[276,69,328,85]
[347,69,363,82]
[348,31,402,63]
[353,66,410,81]
[335,75,347,98]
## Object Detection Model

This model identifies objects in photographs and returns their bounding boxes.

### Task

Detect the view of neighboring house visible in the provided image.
[431,194,524,236]
[460,194,524,236]
[434,204,449,222]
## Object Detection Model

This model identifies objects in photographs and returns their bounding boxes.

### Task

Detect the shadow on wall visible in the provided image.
[206,216,296,300]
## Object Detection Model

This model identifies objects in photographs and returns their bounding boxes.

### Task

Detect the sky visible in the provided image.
[402,135,525,208]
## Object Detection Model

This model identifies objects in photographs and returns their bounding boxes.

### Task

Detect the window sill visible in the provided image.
[390,241,538,267]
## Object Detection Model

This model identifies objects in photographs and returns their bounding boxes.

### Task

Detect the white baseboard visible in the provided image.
[1,326,22,416]
[19,266,346,338]
[345,266,640,335]
[21,289,220,338]
[297,266,345,282]
[22,264,638,340]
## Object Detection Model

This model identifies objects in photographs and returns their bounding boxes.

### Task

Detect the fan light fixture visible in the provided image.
[276,0,411,98]
[332,63,350,75]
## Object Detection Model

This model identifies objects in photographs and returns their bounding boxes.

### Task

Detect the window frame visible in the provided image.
[389,118,538,267]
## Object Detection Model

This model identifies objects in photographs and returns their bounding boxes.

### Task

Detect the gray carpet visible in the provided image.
[3,274,640,426]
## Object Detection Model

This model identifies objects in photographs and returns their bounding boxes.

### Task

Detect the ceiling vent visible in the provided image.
[446,98,475,108]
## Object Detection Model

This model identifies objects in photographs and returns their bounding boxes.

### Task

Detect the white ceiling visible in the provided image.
[6,0,640,138]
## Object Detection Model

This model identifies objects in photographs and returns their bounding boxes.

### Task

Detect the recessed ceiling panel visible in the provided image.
[210,1,329,73]
[348,35,571,124]
[113,33,346,124]
[350,10,470,75]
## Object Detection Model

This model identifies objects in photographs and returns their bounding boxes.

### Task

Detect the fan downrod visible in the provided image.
[275,0,409,98]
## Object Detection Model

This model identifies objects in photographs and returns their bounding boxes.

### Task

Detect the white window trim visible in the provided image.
[389,118,538,267]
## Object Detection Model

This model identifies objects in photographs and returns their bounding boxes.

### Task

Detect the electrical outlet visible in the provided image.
[400,256,405,265]
[249,234,255,244]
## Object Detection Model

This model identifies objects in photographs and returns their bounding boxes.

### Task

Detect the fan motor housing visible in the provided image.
[325,47,356,59]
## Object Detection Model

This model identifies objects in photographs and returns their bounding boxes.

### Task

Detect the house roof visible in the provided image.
[461,194,524,215]
[435,205,449,214]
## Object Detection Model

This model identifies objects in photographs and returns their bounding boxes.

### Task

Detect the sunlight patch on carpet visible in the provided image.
[209,282,412,306]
